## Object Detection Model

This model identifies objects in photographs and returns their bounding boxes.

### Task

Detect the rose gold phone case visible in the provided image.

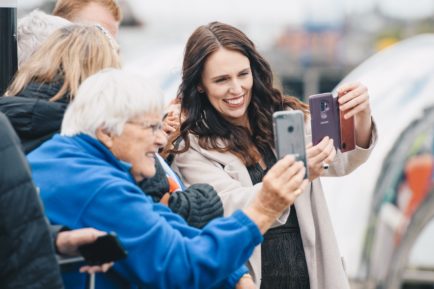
[339,108,356,152]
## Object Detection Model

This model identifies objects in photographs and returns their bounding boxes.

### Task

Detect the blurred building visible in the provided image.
[264,5,434,101]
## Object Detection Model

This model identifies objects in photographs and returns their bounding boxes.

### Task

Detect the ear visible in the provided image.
[197,84,205,94]
[96,127,113,148]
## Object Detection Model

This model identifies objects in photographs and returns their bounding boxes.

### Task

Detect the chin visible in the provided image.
[143,168,156,179]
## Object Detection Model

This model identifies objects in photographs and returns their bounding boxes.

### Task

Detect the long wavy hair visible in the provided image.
[171,21,308,165]
[6,25,121,101]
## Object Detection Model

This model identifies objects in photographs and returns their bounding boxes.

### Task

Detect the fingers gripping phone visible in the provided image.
[339,107,356,152]
[273,110,308,179]
[78,232,128,265]
[308,92,340,150]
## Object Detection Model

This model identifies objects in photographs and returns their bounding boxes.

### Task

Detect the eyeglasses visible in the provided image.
[126,121,163,135]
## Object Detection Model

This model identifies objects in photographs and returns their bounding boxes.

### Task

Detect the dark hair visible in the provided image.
[170,21,308,165]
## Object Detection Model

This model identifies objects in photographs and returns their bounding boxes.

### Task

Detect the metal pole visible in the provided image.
[0,0,18,96]
[87,273,95,289]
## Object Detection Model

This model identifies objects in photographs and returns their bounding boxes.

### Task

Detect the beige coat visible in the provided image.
[172,120,377,289]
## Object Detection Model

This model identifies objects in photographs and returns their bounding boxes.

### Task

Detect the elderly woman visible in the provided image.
[28,69,308,289]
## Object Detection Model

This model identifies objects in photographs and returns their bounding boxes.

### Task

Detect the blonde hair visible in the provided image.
[53,0,122,22]
[6,25,121,101]
[17,10,71,67]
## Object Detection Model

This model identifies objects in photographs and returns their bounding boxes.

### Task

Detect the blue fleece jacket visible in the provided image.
[28,134,262,289]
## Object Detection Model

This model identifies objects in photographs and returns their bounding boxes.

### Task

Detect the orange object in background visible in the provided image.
[403,154,433,219]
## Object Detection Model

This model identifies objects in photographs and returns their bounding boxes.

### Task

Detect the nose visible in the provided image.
[154,129,167,148]
[229,80,243,95]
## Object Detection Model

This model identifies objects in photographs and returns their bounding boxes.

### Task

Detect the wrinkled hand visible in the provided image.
[306,136,336,180]
[337,82,373,148]
[245,155,308,233]
[56,228,114,274]
[235,274,257,289]
[259,155,307,216]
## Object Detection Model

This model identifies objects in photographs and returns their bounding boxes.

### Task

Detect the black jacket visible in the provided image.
[0,112,63,289]
[0,82,67,153]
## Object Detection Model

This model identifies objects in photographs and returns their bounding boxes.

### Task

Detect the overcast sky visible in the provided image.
[18,0,434,23]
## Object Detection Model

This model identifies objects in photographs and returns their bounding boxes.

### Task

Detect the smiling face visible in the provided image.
[97,113,165,182]
[199,48,253,127]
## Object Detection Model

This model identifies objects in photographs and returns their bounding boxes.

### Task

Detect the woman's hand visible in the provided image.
[162,111,180,135]
[306,137,336,181]
[56,228,114,274]
[337,82,373,148]
[244,155,308,234]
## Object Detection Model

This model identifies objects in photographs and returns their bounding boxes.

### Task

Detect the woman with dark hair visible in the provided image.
[170,22,377,289]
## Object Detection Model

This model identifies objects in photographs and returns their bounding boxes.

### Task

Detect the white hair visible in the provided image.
[17,10,71,67]
[61,69,164,137]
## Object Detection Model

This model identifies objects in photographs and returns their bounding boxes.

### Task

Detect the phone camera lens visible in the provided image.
[320,100,329,112]
[287,126,294,133]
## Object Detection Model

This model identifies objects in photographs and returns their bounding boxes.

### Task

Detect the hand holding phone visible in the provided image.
[309,92,355,152]
[338,105,355,152]
[273,110,308,179]
[78,232,127,265]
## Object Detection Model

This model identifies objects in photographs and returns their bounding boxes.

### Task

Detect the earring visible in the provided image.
[197,88,204,94]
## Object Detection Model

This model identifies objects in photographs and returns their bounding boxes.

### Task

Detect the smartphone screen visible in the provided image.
[309,92,340,149]
[78,232,127,265]
[273,110,308,179]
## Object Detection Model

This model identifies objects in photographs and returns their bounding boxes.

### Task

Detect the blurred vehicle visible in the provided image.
[323,34,434,289]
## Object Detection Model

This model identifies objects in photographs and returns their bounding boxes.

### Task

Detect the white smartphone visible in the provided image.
[273,110,308,179]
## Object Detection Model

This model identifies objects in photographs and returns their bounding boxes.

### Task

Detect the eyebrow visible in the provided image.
[210,67,251,81]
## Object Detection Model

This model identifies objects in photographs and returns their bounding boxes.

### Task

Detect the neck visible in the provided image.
[228,114,250,131]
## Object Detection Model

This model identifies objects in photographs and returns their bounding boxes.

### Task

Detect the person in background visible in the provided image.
[52,0,122,37]
[169,21,377,289]
[28,68,308,289]
[0,25,120,153]
[16,10,71,68]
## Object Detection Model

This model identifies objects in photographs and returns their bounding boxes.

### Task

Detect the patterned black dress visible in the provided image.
[246,146,310,289]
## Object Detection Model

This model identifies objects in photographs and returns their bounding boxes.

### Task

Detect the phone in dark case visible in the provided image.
[273,110,308,179]
[78,232,128,265]
[339,109,355,152]
[308,92,340,150]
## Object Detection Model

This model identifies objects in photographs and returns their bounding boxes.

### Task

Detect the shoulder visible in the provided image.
[176,133,239,166]
[0,113,20,150]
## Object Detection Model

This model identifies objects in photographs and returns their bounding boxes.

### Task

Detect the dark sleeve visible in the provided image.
[169,183,224,228]
[0,96,65,138]
[137,156,170,202]
[137,160,223,228]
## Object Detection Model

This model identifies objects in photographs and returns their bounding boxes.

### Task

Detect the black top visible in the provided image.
[247,146,310,289]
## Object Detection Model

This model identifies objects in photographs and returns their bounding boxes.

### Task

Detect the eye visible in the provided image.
[239,70,250,77]
[214,77,227,83]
